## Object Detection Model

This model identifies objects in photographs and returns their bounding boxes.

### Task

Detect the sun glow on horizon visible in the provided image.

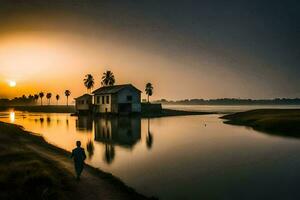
[9,111,15,123]
[8,80,16,87]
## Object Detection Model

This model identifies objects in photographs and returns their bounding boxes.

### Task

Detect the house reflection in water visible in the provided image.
[94,117,141,164]
[76,116,93,132]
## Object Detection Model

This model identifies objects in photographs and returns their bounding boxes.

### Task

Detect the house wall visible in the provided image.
[111,94,119,113]
[117,88,141,113]
[94,94,112,113]
[75,96,92,111]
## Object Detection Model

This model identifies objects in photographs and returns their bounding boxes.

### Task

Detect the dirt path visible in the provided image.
[25,142,149,200]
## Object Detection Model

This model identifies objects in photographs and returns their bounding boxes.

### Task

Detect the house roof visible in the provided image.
[74,94,92,100]
[92,84,141,95]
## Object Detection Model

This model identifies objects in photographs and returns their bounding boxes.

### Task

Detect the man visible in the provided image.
[71,141,86,180]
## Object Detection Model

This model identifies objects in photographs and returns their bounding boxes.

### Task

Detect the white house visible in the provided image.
[74,94,93,114]
[92,84,141,114]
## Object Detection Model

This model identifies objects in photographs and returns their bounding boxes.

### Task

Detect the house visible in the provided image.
[92,84,141,114]
[74,94,93,114]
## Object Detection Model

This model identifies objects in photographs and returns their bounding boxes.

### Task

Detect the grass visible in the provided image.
[0,122,77,200]
[221,109,300,137]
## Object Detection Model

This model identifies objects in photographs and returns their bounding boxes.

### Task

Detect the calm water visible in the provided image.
[1,107,300,199]
[163,104,300,113]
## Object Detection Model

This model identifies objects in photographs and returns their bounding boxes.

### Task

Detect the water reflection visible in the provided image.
[104,144,115,164]
[86,140,94,159]
[76,116,93,132]
[72,116,143,163]
[94,117,141,164]
[39,117,44,125]
[9,111,15,123]
[94,117,141,148]
[66,119,69,129]
[146,118,153,149]
[46,117,51,127]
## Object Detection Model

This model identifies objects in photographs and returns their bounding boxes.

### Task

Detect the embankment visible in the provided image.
[221,109,300,137]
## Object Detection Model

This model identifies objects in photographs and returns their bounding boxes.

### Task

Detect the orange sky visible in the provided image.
[1,1,299,101]
[0,31,245,101]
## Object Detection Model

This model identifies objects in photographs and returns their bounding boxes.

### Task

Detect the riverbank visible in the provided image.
[0,121,154,200]
[0,105,75,113]
[222,109,300,137]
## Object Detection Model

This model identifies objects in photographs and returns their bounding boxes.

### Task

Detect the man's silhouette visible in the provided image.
[71,141,86,180]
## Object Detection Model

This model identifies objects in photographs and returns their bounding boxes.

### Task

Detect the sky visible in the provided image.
[0,0,299,101]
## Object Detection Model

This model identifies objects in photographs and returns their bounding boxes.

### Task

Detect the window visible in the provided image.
[127,95,132,101]
[102,96,105,104]
[106,96,109,104]
[96,96,100,104]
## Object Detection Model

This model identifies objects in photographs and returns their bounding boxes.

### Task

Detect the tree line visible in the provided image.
[0,70,155,106]
[0,90,72,106]
[154,98,300,105]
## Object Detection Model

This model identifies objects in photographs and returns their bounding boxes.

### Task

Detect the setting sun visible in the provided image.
[8,80,16,87]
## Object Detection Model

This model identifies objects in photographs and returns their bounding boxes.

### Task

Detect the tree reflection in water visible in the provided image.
[86,140,95,159]
[75,116,153,164]
[94,116,142,164]
[146,118,153,149]
[104,144,115,164]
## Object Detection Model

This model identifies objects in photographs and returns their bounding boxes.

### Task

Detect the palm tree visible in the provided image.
[28,94,34,104]
[56,94,60,105]
[46,93,52,105]
[65,90,71,106]
[34,94,39,103]
[145,83,153,103]
[101,70,115,86]
[39,92,44,106]
[84,74,95,93]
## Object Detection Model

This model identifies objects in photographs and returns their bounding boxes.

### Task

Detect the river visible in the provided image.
[1,105,300,199]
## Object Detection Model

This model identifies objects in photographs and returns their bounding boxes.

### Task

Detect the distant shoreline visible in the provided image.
[154,98,300,105]
[221,109,300,138]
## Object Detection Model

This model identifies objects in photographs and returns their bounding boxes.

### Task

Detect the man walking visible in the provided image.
[71,141,86,180]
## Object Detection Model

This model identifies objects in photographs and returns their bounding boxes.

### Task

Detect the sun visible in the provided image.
[8,80,16,87]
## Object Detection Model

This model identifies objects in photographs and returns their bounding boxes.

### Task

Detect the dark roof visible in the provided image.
[92,84,141,95]
[74,94,92,100]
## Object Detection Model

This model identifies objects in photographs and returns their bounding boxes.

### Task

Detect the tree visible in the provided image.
[34,94,39,103]
[65,90,71,106]
[28,94,34,104]
[56,94,60,105]
[84,74,95,93]
[145,83,153,103]
[46,93,52,105]
[39,92,44,106]
[101,70,115,86]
